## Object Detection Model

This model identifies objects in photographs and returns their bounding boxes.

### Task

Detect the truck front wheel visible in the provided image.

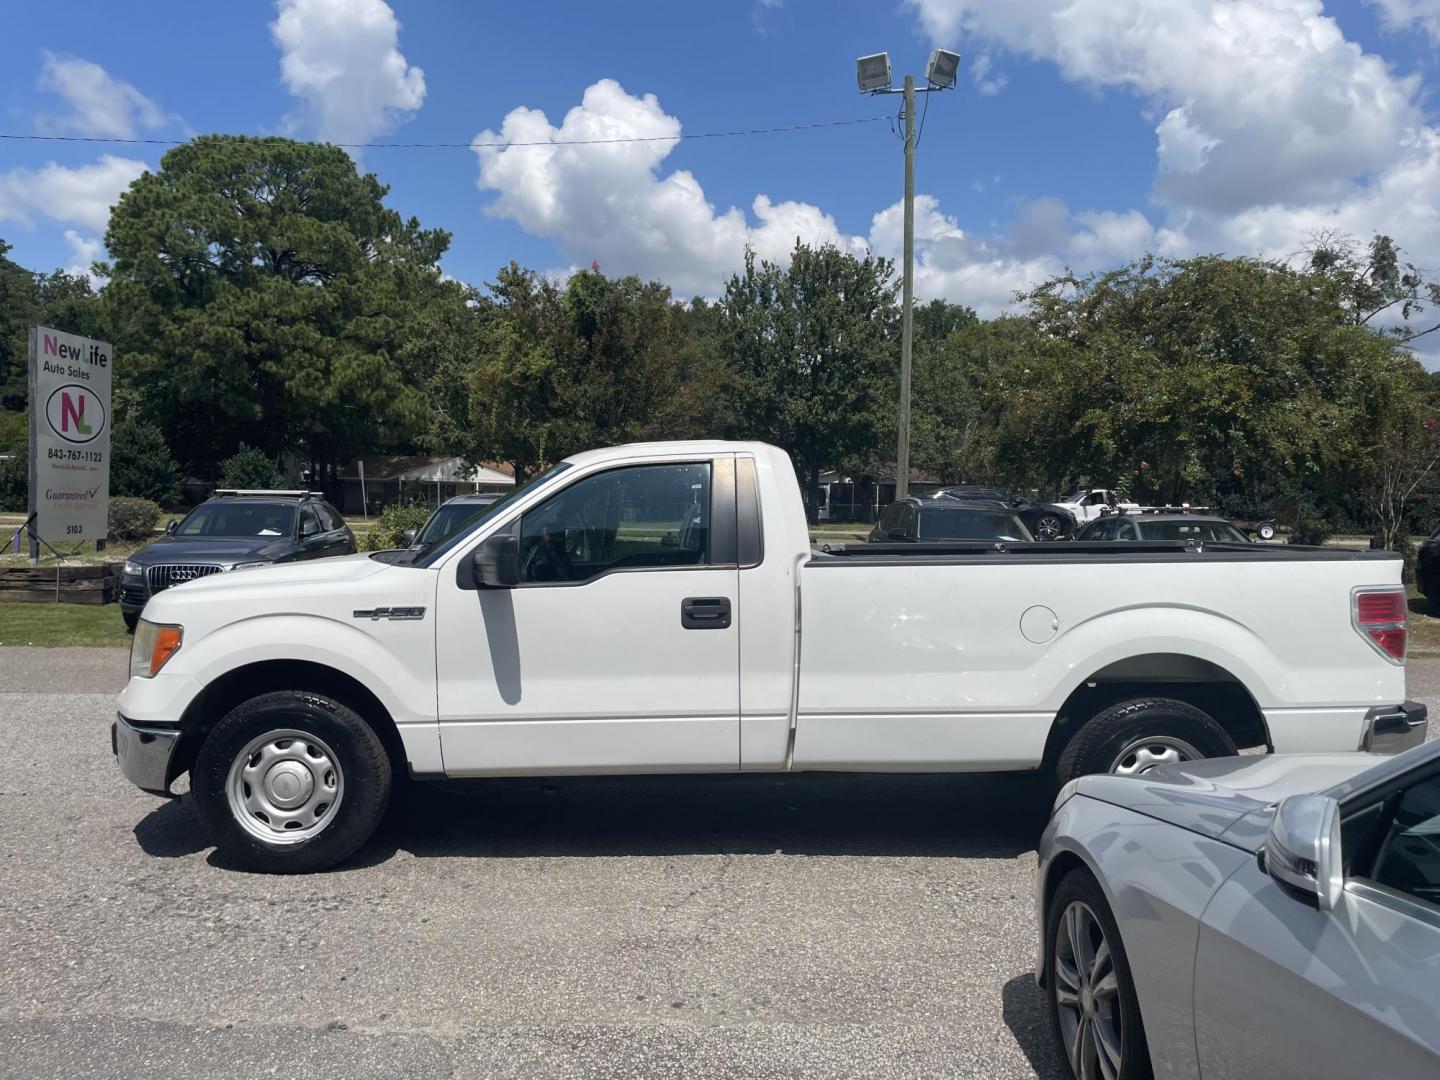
[191,690,392,873]
[1056,697,1236,785]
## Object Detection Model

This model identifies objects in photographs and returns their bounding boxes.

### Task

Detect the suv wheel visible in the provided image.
[191,690,391,873]
[1057,697,1236,784]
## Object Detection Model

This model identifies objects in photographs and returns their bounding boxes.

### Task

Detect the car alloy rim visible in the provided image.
[1108,735,1203,776]
[1037,515,1062,540]
[1053,900,1124,1080]
[225,728,344,845]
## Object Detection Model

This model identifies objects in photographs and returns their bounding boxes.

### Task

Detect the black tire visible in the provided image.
[1046,868,1153,1080]
[122,609,140,631]
[191,690,391,873]
[1256,521,1276,542]
[1035,513,1067,541]
[1056,696,1236,785]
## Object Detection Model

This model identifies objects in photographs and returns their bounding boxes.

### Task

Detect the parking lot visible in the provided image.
[2,648,1436,1080]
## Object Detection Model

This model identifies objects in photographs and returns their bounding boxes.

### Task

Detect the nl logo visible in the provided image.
[45,384,107,445]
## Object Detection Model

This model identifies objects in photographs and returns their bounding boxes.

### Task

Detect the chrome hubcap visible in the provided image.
[1054,901,1124,1080]
[1108,735,1202,776]
[1037,516,1062,540]
[226,729,343,844]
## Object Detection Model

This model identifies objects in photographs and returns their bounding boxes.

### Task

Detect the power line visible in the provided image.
[0,115,887,151]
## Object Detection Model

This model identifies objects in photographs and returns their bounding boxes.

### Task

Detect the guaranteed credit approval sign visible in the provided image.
[28,325,113,543]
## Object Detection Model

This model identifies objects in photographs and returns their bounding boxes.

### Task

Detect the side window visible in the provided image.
[1089,519,1114,540]
[300,505,322,538]
[517,462,711,584]
[878,504,900,534]
[897,505,915,538]
[1117,519,1139,540]
[1350,773,1440,909]
[1085,491,1108,506]
[316,503,341,531]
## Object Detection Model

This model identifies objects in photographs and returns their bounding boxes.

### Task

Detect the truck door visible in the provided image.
[434,455,741,775]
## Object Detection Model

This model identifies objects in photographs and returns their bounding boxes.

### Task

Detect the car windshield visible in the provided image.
[917,508,1033,541]
[175,502,295,538]
[1139,520,1247,542]
[412,463,571,567]
[414,500,496,547]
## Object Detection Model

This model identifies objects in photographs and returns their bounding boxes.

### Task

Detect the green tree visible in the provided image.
[219,445,284,489]
[102,135,455,480]
[720,243,897,520]
[110,416,180,506]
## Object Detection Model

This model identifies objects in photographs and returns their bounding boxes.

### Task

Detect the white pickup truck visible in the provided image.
[115,440,1426,872]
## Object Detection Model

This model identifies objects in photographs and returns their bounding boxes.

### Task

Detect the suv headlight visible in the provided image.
[130,620,183,679]
[123,560,142,576]
[228,561,269,572]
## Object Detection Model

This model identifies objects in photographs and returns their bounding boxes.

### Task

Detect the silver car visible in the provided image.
[1036,729,1439,1080]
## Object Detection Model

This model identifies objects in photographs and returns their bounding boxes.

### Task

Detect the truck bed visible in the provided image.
[810,540,1399,564]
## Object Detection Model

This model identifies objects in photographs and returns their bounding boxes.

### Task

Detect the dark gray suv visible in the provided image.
[119,490,354,629]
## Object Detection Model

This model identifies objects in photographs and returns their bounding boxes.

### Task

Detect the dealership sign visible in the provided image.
[28,326,113,542]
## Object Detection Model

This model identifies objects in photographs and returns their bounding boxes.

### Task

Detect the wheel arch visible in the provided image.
[172,659,406,782]
[1042,652,1271,769]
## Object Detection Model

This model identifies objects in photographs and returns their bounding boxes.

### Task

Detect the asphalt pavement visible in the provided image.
[1,648,1436,1080]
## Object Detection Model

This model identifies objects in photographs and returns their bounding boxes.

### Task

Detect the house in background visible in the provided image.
[339,455,514,515]
[817,466,944,522]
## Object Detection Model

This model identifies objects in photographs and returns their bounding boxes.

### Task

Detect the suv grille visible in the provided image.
[146,564,224,592]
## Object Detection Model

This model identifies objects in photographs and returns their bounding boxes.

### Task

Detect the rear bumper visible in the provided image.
[1361,701,1428,755]
[112,713,181,795]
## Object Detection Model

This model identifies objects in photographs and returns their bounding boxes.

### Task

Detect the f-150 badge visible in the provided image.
[353,606,426,621]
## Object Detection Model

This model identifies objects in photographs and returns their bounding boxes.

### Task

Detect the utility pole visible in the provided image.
[855,50,958,506]
[896,74,916,501]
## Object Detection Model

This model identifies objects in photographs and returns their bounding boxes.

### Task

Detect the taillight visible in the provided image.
[1353,588,1407,663]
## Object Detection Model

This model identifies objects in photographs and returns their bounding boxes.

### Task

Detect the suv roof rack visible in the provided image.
[211,489,324,498]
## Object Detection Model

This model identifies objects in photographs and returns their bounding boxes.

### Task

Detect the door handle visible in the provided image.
[681,596,731,630]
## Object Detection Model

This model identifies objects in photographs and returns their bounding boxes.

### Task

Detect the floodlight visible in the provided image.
[856,52,892,93]
[926,49,961,89]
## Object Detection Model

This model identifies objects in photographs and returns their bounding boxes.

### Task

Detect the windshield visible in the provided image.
[917,508,1033,542]
[1139,520,1248,543]
[412,463,571,567]
[1057,491,1085,504]
[414,500,496,547]
[176,502,295,538]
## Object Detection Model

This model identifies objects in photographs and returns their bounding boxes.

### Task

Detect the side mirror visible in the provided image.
[887,528,908,542]
[165,519,177,534]
[460,533,519,590]
[401,527,418,546]
[1263,794,1343,911]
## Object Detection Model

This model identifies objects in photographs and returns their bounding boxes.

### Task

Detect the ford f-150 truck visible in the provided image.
[114,441,1427,872]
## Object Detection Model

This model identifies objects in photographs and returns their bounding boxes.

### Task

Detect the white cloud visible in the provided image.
[36,53,168,138]
[271,0,425,149]
[969,52,1008,96]
[472,79,862,297]
[1367,0,1440,43]
[62,230,106,285]
[0,155,147,232]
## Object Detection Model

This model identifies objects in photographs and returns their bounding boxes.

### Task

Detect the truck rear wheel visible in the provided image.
[1056,697,1236,785]
[191,690,391,873]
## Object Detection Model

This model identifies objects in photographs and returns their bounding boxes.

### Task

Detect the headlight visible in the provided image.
[130,620,183,679]
[123,560,142,576]
[228,561,269,572]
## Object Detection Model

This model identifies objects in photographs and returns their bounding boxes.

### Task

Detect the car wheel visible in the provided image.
[122,609,140,632]
[1047,868,1153,1080]
[1256,520,1276,541]
[1056,697,1236,784]
[190,690,391,873]
[1035,514,1066,541]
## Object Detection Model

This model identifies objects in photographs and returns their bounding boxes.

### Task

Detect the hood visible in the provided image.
[131,535,291,564]
[165,551,388,594]
[1074,752,1386,852]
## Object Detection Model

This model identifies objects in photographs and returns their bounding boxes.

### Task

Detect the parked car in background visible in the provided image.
[1418,529,1440,611]
[119,490,354,630]
[1074,513,1252,543]
[931,485,1076,540]
[402,493,503,548]
[1056,488,1139,525]
[1037,731,1436,1080]
[869,496,1035,543]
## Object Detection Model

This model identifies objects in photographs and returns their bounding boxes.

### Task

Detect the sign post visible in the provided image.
[27,326,113,560]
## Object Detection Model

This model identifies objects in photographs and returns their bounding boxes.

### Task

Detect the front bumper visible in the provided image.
[112,713,181,795]
[1361,701,1428,754]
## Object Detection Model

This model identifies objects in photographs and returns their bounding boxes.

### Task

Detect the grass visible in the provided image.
[0,602,132,647]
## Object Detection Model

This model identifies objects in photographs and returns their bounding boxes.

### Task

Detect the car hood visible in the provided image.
[1074,753,1386,852]
[130,536,291,564]
[157,550,388,596]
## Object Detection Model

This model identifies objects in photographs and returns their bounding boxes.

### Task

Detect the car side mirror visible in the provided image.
[401,527,418,546]
[460,533,519,590]
[165,520,177,534]
[887,528,908,542]
[1263,794,1343,911]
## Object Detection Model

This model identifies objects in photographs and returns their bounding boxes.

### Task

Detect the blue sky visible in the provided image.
[2,1,1439,359]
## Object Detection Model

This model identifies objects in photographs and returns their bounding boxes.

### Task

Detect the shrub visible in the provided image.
[0,445,25,512]
[361,503,432,551]
[108,497,163,542]
[111,418,180,506]
[220,445,284,490]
